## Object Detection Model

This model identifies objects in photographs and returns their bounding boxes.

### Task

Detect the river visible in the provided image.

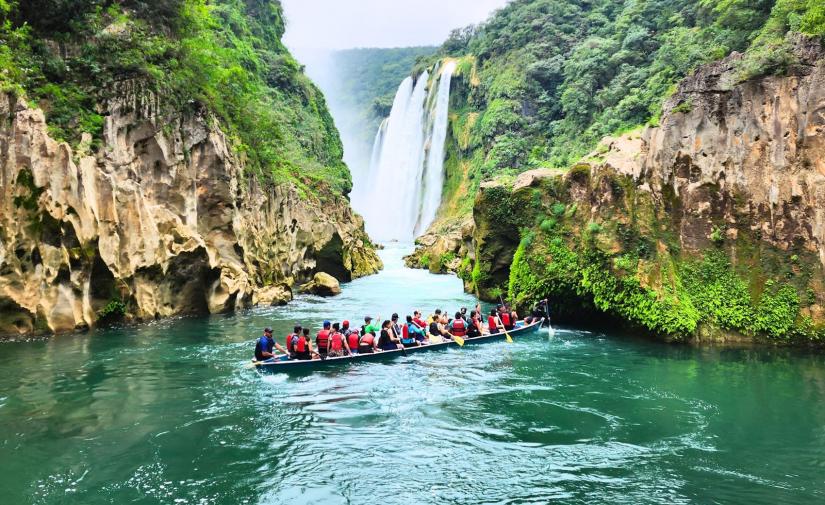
[1,245,824,504]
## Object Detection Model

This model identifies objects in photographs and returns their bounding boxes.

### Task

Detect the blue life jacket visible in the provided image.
[255,335,274,361]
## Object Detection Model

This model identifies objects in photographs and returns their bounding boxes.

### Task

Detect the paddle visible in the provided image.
[390,324,407,356]
[544,300,556,338]
[496,316,513,343]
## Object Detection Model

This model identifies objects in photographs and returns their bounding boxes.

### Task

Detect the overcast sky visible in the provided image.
[281,0,510,50]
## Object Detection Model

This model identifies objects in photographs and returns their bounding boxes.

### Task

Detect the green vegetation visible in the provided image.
[0,0,350,195]
[327,47,435,149]
[431,0,825,218]
[500,173,824,342]
[98,298,127,323]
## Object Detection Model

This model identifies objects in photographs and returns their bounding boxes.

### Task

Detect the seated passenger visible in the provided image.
[449,312,468,338]
[285,324,302,356]
[358,330,377,354]
[316,320,332,357]
[327,322,350,357]
[254,327,288,362]
[378,320,402,351]
[405,315,426,344]
[500,307,513,331]
[346,325,360,355]
[467,311,482,338]
[291,328,314,360]
[412,311,427,330]
[488,308,501,334]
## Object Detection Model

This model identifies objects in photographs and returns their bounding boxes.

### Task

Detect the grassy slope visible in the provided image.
[0,0,350,195]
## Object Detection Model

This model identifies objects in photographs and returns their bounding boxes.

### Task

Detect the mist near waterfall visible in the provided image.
[282,0,508,243]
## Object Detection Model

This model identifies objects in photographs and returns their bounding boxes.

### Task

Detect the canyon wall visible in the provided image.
[0,84,381,337]
[437,39,825,341]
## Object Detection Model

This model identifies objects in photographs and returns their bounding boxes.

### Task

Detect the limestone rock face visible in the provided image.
[0,84,381,337]
[403,218,473,275]
[636,38,825,260]
[299,272,341,297]
[469,38,825,325]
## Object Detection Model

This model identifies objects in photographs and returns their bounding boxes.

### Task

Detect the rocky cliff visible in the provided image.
[0,84,381,337]
[460,38,825,342]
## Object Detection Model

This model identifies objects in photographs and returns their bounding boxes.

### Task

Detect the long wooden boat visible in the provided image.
[254,318,546,372]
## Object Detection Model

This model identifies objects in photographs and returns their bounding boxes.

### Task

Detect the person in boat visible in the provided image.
[345,322,361,355]
[467,310,482,338]
[428,309,442,324]
[412,311,427,330]
[285,324,301,356]
[499,305,514,331]
[377,319,403,351]
[390,313,415,347]
[327,322,350,357]
[428,314,452,343]
[405,315,427,344]
[524,299,549,325]
[488,308,502,334]
[316,320,332,358]
[254,327,289,362]
[508,306,520,328]
[459,307,472,326]
[358,328,378,353]
[291,328,315,360]
[449,312,468,338]
[362,316,381,337]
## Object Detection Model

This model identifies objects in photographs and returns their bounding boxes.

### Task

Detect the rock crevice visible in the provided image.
[0,86,381,336]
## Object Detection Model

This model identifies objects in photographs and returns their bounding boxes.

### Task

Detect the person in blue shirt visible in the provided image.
[254,327,288,362]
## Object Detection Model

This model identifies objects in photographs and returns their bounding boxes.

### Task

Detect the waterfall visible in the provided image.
[361,61,456,243]
[417,61,456,236]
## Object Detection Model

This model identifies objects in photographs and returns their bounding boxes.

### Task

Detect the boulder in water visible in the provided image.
[300,272,341,297]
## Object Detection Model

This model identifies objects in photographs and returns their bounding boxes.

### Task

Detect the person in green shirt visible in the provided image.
[362,315,381,337]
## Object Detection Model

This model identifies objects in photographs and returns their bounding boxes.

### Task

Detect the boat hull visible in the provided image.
[254,319,546,373]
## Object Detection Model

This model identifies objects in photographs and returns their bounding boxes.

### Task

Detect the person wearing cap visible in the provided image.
[254,327,288,362]
[362,316,381,337]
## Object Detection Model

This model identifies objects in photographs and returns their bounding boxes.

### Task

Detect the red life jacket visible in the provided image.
[501,312,511,326]
[330,332,344,351]
[295,335,307,353]
[286,333,297,352]
[347,331,359,351]
[316,329,331,350]
[451,318,467,336]
[488,316,497,330]
[402,325,409,339]
[360,333,374,347]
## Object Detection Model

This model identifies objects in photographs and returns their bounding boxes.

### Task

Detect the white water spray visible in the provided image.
[362,61,457,242]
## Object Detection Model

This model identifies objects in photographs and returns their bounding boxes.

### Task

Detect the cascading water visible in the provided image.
[417,61,456,236]
[360,61,456,243]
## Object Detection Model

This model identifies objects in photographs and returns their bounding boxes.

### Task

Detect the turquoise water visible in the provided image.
[1,245,825,504]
